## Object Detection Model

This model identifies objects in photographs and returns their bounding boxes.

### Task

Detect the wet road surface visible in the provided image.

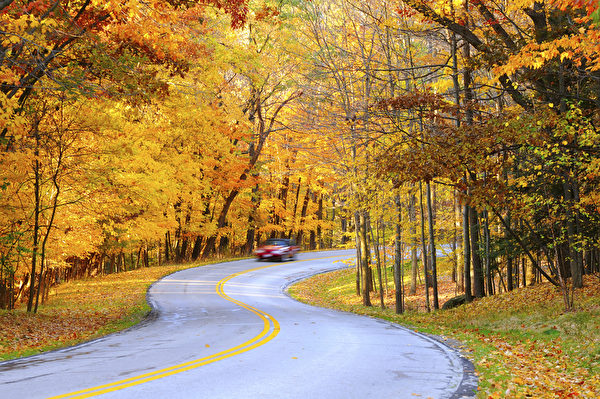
[0,250,477,398]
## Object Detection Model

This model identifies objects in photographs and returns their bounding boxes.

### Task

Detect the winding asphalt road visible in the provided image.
[0,250,477,398]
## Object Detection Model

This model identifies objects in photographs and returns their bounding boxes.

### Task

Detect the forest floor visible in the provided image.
[289,260,600,399]
[1,256,599,398]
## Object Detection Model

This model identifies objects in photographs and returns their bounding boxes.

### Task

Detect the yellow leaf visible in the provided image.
[513,377,525,385]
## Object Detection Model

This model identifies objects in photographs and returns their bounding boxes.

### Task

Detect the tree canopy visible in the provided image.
[1,0,599,317]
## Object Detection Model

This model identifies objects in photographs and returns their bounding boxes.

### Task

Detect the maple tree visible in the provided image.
[0,0,255,310]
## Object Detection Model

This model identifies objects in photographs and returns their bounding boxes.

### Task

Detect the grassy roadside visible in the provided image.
[0,259,236,361]
[288,263,600,398]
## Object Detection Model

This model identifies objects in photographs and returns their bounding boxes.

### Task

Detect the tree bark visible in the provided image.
[359,210,372,307]
[394,195,404,314]
[354,211,362,297]
[506,210,514,292]
[408,191,418,294]
[469,206,485,298]
[419,183,430,311]
[296,188,311,247]
[27,132,41,313]
[563,181,583,288]
[463,204,472,302]
[202,189,239,258]
[426,182,439,310]
[369,218,385,309]
[483,210,494,296]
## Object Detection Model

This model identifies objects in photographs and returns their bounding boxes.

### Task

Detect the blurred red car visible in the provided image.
[254,238,299,261]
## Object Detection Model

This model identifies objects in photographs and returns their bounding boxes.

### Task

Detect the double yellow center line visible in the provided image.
[50,263,282,398]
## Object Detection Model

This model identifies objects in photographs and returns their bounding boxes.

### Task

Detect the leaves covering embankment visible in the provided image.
[0,262,212,361]
[289,268,600,398]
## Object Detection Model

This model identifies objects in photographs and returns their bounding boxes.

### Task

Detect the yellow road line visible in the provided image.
[48,254,346,398]
[49,263,282,399]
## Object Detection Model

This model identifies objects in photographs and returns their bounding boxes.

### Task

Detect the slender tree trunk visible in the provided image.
[341,216,348,244]
[426,182,439,310]
[394,194,404,314]
[369,219,385,309]
[296,188,311,247]
[379,219,388,294]
[452,191,459,285]
[317,193,324,249]
[469,206,485,298]
[27,137,41,313]
[309,191,317,250]
[409,191,418,294]
[35,159,61,313]
[563,181,583,288]
[463,204,472,302]
[450,28,468,297]
[506,210,514,291]
[164,232,171,263]
[354,211,362,297]
[484,210,494,296]
[290,177,302,239]
[359,210,372,307]
[419,183,430,311]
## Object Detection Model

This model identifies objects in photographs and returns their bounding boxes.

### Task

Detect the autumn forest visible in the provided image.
[1,0,600,333]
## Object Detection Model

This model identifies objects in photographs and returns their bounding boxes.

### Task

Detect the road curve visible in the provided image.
[0,250,477,398]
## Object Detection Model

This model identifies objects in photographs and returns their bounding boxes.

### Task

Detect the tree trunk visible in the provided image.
[463,204,472,302]
[505,208,514,291]
[394,195,404,314]
[563,181,583,288]
[469,206,485,298]
[164,232,171,263]
[191,236,203,260]
[426,182,439,310]
[244,185,261,254]
[317,193,324,249]
[34,164,61,313]
[341,216,348,244]
[202,189,239,258]
[359,210,372,307]
[296,188,311,247]
[369,219,385,309]
[27,143,41,313]
[354,211,362,297]
[408,191,418,294]
[483,210,494,296]
[452,191,459,285]
[419,183,430,311]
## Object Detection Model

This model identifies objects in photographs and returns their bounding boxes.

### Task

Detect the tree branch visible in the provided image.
[490,204,559,286]
[0,0,14,12]
[401,0,533,109]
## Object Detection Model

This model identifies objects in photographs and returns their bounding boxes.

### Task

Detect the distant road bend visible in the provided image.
[0,249,477,398]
